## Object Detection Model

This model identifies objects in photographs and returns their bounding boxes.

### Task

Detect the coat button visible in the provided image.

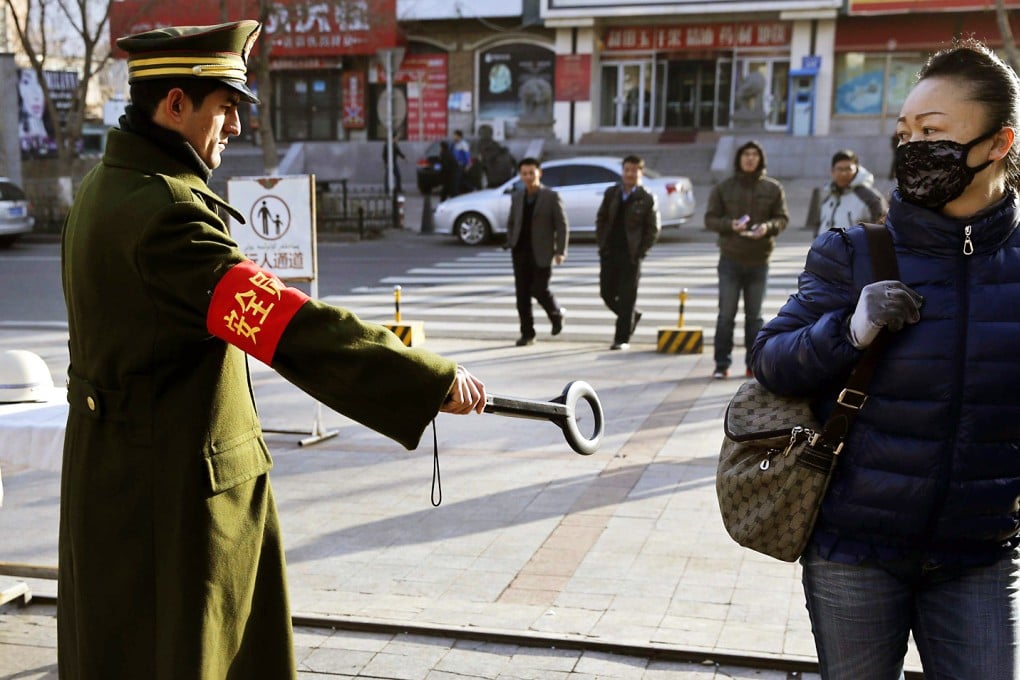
[86,396,96,411]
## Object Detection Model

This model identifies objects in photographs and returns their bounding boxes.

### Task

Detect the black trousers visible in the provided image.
[512,248,560,337]
[600,252,642,344]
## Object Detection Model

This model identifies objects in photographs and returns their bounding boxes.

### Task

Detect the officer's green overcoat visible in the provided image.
[59,126,457,679]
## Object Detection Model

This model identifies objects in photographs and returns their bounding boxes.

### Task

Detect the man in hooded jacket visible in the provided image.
[704,140,789,379]
[813,148,888,236]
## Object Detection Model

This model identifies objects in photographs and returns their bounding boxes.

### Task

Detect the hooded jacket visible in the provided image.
[816,165,888,235]
[704,140,789,266]
[751,190,1020,565]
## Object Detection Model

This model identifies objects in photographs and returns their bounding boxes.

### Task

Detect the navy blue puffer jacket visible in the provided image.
[751,190,1020,562]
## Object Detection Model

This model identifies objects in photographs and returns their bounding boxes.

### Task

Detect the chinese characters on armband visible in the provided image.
[206,260,310,364]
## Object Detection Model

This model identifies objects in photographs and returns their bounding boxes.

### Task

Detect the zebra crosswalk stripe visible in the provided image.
[325,242,813,344]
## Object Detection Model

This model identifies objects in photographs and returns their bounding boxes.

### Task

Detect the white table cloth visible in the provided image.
[0,388,68,506]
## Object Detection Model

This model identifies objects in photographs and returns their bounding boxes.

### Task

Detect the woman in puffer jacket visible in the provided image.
[751,40,1020,680]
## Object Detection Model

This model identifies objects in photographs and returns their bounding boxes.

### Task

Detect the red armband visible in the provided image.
[206,260,310,365]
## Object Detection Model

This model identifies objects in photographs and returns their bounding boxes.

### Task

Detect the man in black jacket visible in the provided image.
[595,155,661,350]
[505,157,568,345]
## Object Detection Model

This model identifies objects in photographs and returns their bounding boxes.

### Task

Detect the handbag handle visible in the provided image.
[816,223,898,448]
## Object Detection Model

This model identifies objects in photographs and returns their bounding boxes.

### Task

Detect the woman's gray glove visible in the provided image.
[848,280,924,349]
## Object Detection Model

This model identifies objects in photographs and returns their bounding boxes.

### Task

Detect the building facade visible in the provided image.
[100,0,1020,145]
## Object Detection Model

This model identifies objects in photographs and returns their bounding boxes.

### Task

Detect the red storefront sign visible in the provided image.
[849,0,1020,13]
[602,22,789,52]
[837,11,1020,50]
[373,54,448,141]
[109,0,399,56]
[554,54,591,101]
[342,72,365,129]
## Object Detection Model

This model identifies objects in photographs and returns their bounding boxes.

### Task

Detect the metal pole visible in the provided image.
[385,51,395,202]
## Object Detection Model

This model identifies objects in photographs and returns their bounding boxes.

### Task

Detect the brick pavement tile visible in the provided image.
[434,646,513,676]
[440,573,514,602]
[297,646,375,675]
[552,590,614,612]
[574,650,648,678]
[715,621,786,655]
[527,606,599,636]
[653,615,724,648]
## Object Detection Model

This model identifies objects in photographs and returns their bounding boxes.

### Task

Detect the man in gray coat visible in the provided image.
[506,157,569,346]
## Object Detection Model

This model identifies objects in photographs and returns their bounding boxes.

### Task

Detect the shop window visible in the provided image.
[835,53,923,116]
[478,43,555,125]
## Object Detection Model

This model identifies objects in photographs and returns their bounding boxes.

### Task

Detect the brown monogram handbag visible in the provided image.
[716,223,897,562]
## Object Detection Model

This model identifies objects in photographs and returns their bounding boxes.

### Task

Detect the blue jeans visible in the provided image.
[801,548,1020,679]
[713,256,767,370]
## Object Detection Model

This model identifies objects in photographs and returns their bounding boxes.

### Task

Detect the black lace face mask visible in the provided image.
[894,128,998,209]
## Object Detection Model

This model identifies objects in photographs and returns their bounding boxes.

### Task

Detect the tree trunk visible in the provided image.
[996,0,1020,74]
[255,0,279,175]
[255,60,279,176]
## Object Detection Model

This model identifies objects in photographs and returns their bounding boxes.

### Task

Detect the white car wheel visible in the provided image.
[455,213,491,246]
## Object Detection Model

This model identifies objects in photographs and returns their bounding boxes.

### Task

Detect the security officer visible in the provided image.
[60,21,485,680]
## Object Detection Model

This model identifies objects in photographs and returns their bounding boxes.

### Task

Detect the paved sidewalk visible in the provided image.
[0,176,915,679]
[0,329,921,679]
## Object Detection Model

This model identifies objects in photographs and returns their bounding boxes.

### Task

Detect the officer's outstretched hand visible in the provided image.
[441,365,486,414]
[849,280,924,349]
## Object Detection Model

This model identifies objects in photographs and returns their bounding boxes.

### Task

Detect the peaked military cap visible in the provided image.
[117,20,261,104]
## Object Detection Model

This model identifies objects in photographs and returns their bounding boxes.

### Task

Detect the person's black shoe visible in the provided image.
[631,311,643,335]
[551,309,565,336]
[610,342,630,350]
[515,336,535,346]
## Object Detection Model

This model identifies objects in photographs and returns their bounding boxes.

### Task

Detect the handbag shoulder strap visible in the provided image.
[818,223,897,446]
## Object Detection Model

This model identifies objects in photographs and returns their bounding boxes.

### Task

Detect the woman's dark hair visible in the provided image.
[128,78,226,119]
[918,38,1020,189]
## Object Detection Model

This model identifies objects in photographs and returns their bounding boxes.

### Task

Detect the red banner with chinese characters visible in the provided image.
[109,0,399,57]
[849,0,1020,13]
[342,72,365,129]
[555,54,591,101]
[602,22,790,52]
[373,54,448,141]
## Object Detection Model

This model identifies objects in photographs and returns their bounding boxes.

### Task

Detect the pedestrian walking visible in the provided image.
[704,140,788,378]
[58,20,486,680]
[752,38,1020,679]
[595,155,661,350]
[438,139,458,201]
[452,129,472,193]
[813,148,887,235]
[382,138,405,194]
[505,157,568,346]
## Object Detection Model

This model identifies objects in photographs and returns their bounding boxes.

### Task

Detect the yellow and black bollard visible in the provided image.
[657,288,704,354]
[382,284,426,346]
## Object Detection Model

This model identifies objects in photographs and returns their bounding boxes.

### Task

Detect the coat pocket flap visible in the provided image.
[204,429,273,494]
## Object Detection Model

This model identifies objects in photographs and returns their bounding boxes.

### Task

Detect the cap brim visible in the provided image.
[223,80,260,105]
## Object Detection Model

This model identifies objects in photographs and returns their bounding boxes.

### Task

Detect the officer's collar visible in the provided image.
[119,105,213,184]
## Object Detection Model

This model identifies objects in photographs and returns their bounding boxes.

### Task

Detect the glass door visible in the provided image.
[600,61,653,129]
[273,71,342,141]
[664,60,717,130]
